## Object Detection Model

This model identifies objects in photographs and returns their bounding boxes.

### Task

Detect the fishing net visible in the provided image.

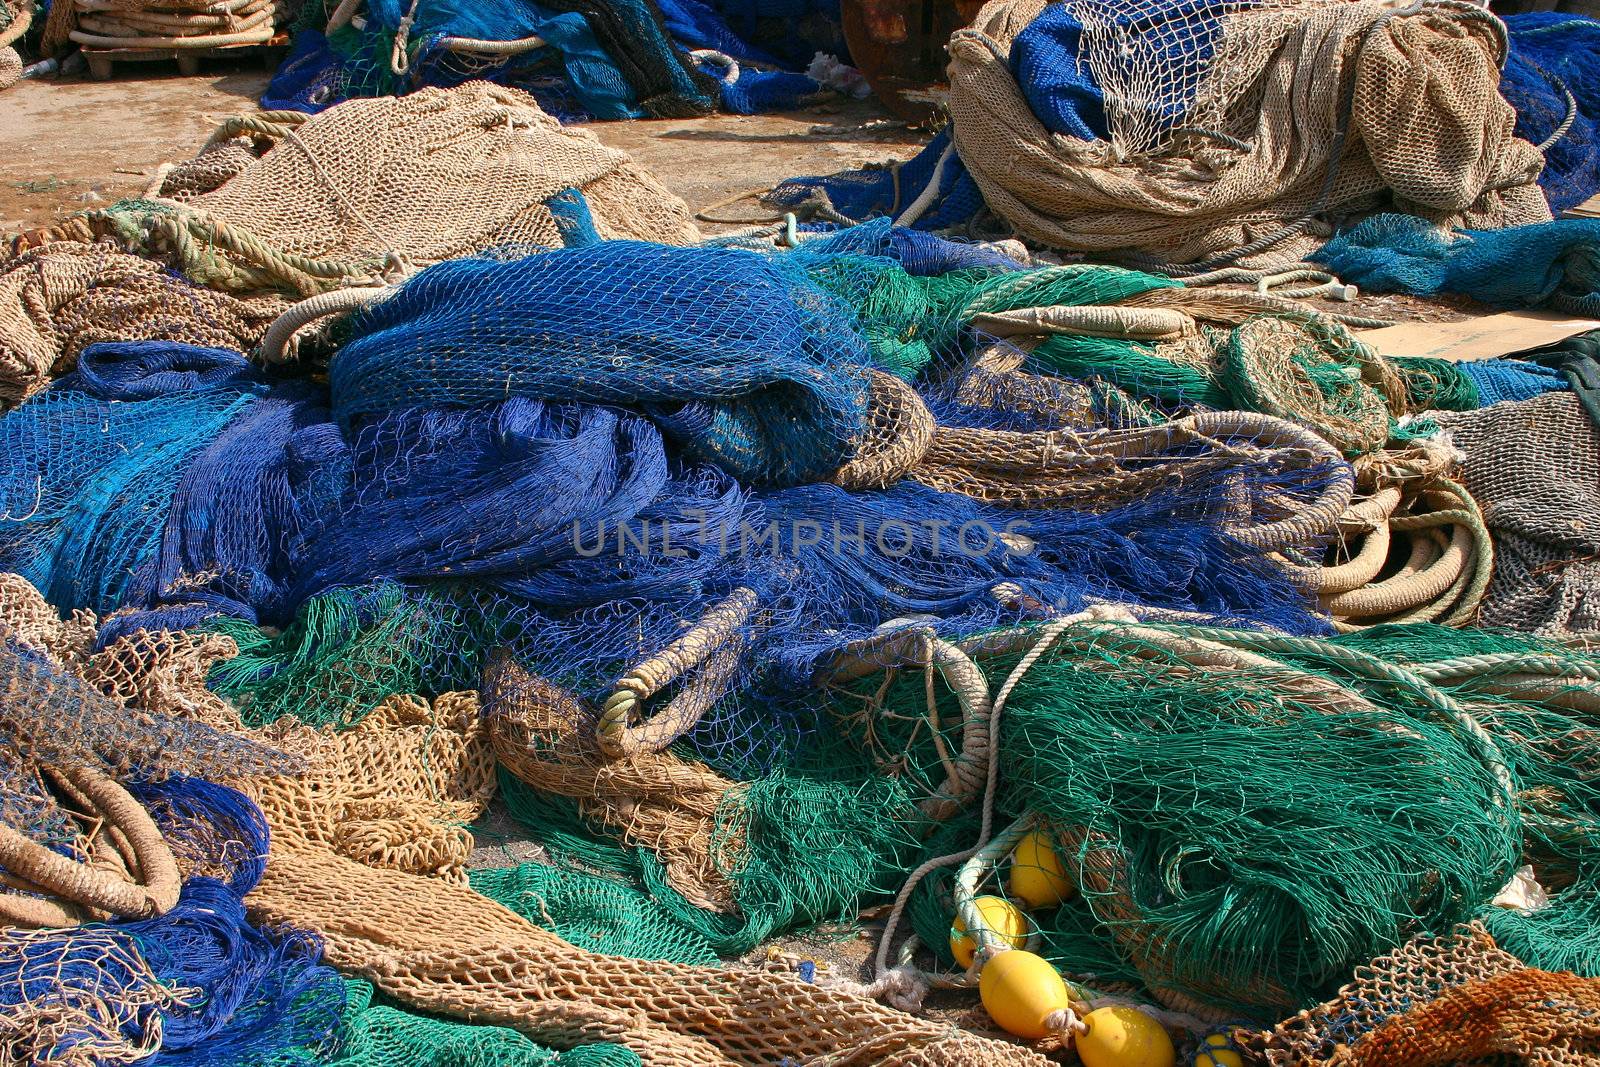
[1501,12,1600,215]
[0,0,27,93]
[327,977,642,1067]
[1313,213,1600,315]
[469,863,722,966]
[266,0,722,121]
[248,845,1056,1066]
[0,243,287,410]
[1334,623,1600,976]
[1248,923,1600,1065]
[330,241,872,484]
[835,617,1521,1018]
[47,85,700,295]
[945,0,1549,267]
[1432,391,1600,634]
[61,0,287,52]
[239,691,496,884]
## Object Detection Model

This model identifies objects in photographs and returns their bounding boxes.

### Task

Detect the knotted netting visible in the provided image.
[44,85,700,296]
[940,0,1550,266]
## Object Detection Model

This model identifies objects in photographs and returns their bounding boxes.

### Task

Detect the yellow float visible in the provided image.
[977,949,1072,1040]
[1193,1033,1243,1067]
[1008,826,1076,909]
[949,894,1029,967]
[1076,1005,1176,1067]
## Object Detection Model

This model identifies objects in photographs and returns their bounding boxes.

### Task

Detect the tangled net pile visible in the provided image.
[6,72,1600,1067]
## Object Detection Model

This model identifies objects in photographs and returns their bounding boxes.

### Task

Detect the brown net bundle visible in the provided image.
[239,691,495,884]
[0,242,288,410]
[65,0,286,51]
[1311,443,1493,630]
[44,85,702,295]
[945,0,1548,267]
[247,845,1055,1067]
[0,572,97,671]
[1432,392,1600,635]
[0,0,27,91]
[1246,923,1600,1065]
[486,655,740,912]
[837,371,1356,555]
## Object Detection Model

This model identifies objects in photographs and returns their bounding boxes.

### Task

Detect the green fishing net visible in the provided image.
[325,978,640,1067]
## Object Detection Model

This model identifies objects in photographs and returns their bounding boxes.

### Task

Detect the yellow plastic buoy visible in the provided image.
[1193,1033,1243,1067]
[1076,1005,1176,1067]
[950,895,1030,968]
[1009,827,1076,909]
[978,949,1072,1040]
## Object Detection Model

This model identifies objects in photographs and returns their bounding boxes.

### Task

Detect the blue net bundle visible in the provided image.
[332,242,877,486]
[766,130,991,234]
[1502,13,1600,215]
[1312,213,1600,315]
[265,0,822,120]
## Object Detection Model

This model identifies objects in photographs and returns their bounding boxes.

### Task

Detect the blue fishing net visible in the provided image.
[1312,213,1600,315]
[1458,358,1571,407]
[332,242,876,486]
[1501,13,1600,214]
[767,129,990,232]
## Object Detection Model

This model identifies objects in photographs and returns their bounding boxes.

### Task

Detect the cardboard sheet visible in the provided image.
[1355,310,1600,362]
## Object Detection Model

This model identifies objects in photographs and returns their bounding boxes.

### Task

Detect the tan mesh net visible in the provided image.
[946,0,1549,266]
[1248,923,1600,1065]
[44,85,703,295]
[247,846,1054,1067]
[1433,392,1600,635]
[487,656,740,912]
[239,691,496,885]
[0,242,289,409]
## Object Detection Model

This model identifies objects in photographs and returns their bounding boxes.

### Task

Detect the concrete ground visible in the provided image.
[0,58,926,234]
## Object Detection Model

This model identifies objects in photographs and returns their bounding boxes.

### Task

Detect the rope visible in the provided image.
[259,286,397,363]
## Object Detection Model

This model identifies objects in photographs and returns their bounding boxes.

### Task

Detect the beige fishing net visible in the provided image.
[946,0,1549,266]
[247,845,1054,1067]
[1248,923,1600,1065]
[48,84,702,294]
[0,242,288,410]
[487,655,740,912]
[0,0,28,92]
[1433,392,1600,635]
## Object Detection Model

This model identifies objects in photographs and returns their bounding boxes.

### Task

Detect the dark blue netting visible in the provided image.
[767,129,989,232]
[124,879,346,1067]
[1313,213,1600,315]
[1010,2,1106,140]
[1010,0,1223,144]
[1502,13,1600,214]
[331,243,876,485]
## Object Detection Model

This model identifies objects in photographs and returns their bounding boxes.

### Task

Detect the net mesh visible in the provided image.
[0,244,287,411]
[1248,923,1600,1066]
[946,0,1550,266]
[55,85,700,295]
[1433,392,1600,635]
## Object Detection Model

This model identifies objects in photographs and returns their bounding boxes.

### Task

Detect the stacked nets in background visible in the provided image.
[49,0,290,53]
[262,0,832,121]
[26,84,700,296]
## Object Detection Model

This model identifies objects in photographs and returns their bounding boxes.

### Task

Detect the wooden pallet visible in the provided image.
[82,33,286,80]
